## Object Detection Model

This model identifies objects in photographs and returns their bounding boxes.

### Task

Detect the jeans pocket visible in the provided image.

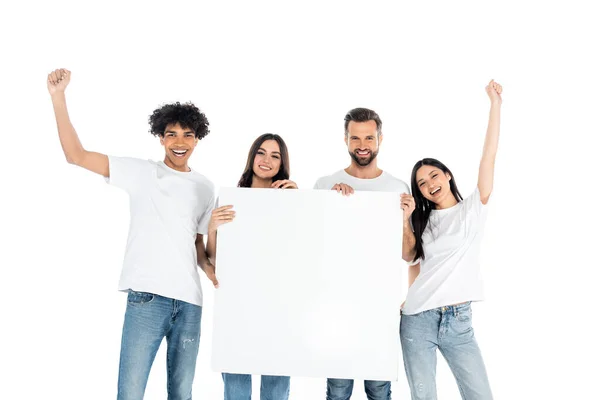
[456,307,472,322]
[127,290,155,305]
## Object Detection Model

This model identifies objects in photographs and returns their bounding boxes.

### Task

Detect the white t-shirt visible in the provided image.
[106,156,215,306]
[313,169,410,193]
[402,188,488,315]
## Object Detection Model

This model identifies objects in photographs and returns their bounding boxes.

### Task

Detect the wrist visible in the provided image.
[51,91,66,102]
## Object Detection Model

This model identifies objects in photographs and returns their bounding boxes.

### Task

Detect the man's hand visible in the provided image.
[47,68,71,96]
[331,183,354,196]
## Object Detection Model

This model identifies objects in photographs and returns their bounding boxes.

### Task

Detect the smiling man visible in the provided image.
[314,107,415,400]
[47,68,218,400]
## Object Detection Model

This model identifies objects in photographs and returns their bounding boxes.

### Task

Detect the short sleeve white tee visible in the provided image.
[106,156,215,306]
[402,188,488,315]
[314,169,410,193]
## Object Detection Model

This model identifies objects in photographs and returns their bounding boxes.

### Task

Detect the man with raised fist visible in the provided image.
[48,68,218,400]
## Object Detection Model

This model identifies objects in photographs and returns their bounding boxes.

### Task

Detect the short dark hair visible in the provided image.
[344,107,382,136]
[148,102,210,139]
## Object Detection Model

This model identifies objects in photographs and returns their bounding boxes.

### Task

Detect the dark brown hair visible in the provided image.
[237,134,291,188]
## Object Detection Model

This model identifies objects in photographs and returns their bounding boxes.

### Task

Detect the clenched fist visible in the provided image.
[486,79,502,105]
[47,68,71,96]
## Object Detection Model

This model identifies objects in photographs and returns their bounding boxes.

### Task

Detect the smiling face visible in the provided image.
[345,120,381,167]
[159,123,198,171]
[252,139,282,180]
[415,164,454,206]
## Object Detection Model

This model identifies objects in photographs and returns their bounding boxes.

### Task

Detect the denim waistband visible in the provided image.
[436,301,471,314]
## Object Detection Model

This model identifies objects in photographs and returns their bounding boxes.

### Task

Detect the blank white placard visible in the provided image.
[211,188,404,381]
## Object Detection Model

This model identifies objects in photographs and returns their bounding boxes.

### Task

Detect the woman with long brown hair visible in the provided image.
[206,133,297,400]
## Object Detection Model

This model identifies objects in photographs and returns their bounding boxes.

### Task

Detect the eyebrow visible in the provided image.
[417,171,438,183]
[258,147,281,155]
[165,130,194,134]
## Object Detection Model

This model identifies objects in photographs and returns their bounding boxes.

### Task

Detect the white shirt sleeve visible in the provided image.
[197,193,216,235]
[464,187,488,217]
[105,156,150,193]
[313,177,327,190]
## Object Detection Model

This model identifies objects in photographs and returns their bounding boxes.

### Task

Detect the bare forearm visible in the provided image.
[206,230,217,264]
[478,101,501,202]
[51,92,85,164]
[50,86,109,176]
[196,237,212,271]
[402,220,416,262]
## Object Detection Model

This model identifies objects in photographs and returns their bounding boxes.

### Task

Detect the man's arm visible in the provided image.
[48,69,109,177]
[196,234,219,288]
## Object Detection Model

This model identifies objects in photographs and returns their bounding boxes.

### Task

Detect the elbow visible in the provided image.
[65,150,86,166]
[402,249,416,263]
[65,155,78,165]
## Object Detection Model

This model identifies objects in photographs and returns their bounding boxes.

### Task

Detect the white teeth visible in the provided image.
[259,165,271,171]
[431,187,441,195]
[172,149,187,155]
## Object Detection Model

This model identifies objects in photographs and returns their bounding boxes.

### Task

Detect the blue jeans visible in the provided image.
[117,291,202,400]
[400,302,492,400]
[222,373,290,400]
[326,379,391,400]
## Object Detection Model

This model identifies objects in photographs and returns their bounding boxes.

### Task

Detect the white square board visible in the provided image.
[212,188,404,381]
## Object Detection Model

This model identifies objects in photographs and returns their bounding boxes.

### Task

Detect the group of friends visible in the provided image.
[48,68,502,400]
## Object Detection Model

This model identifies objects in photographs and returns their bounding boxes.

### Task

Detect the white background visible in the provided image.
[1,1,598,399]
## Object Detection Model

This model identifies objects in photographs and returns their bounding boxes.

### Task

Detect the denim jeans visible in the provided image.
[400,302,492,400]
[222,373,290,400]
[117,291,202,400]
[326,379,391,400]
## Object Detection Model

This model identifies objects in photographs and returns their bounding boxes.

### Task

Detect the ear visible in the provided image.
[446,172,452,181]
[344,134,348,146]
[378,133,383,145]
[160,136,165,145]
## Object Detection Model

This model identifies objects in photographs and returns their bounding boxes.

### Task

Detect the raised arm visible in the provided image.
[48,69,109,177]
[478,79,503,204]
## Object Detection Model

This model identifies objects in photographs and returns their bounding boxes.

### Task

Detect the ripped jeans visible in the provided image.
[117,291,202,400]
[400,302,492,400]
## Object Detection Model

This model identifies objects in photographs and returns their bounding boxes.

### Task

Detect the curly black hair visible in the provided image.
[148,102,210,139]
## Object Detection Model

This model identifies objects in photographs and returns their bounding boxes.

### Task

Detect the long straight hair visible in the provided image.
[410,158,462,262]
[237,134,291,188]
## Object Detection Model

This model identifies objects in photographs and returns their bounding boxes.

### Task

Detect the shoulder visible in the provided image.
[314,170,343,189]
[381,172,410,193]
[108,156,154,176]
[190,172,216,192]
[109,156,154,168]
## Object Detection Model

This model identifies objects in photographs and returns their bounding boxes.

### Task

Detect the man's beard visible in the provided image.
[349,149,378,166]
